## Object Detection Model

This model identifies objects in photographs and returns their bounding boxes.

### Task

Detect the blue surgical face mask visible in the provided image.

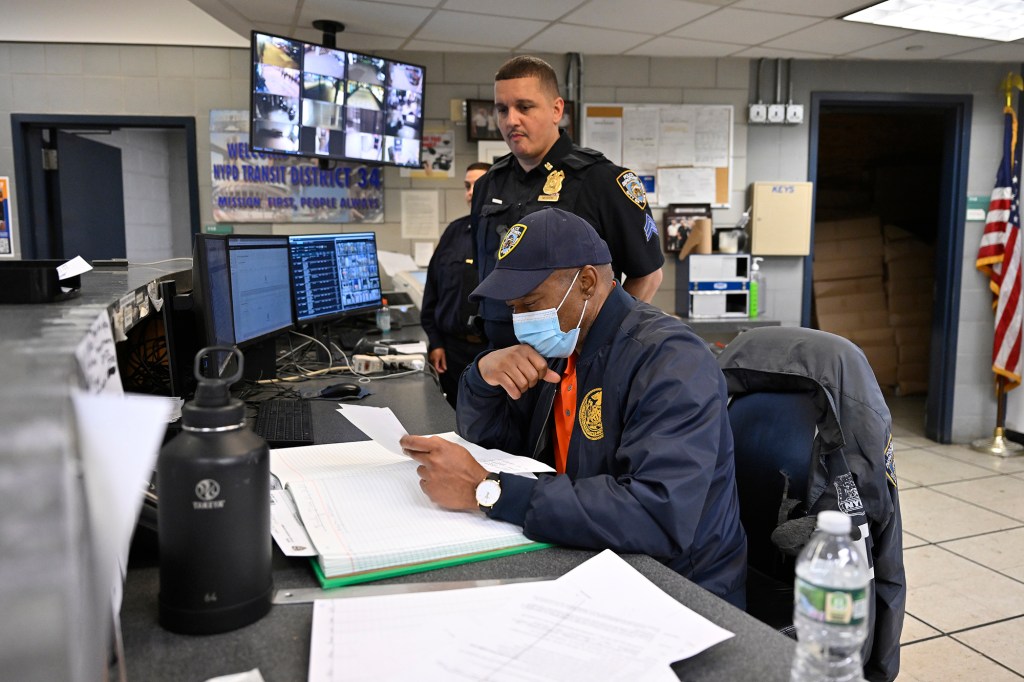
[513,270,587,358]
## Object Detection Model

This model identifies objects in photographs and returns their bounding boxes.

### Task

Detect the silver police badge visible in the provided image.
[616,170,647,210]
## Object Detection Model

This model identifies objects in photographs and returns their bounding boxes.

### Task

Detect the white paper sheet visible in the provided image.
[435,432,554,474]
[73,391,172,613]
[270,489,317,556]
[74,310,124,395]
[57,254,92,280]
[308,550,733,682]
[390,341,428,354]
[400,190,440,239]
[336,404,408,455]
[375,250,419,277]
[414,241,434,267]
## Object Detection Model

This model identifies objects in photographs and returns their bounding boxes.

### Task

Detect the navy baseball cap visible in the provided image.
[470,207,612,302]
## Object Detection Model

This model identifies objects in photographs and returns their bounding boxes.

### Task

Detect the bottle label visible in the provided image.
[795,577,868,626]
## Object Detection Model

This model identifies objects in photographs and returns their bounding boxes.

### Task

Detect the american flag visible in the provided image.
[976,109,1022,389]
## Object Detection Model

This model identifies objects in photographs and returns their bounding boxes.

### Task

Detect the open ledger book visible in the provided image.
[270,432,554,588]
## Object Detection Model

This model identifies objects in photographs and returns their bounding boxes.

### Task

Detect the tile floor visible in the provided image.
[890,396,1024,680]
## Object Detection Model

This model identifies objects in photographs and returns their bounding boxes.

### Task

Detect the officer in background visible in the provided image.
[421,162,492,408]
[472,55,664,348]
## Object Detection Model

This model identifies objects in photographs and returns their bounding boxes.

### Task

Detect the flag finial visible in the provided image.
[1000,72,1023,110]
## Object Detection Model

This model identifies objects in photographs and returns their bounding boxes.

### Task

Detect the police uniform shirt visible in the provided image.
[421,215,481,349]
[472,131,665,324]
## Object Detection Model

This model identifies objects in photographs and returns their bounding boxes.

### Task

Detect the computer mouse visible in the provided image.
[320,382,362,399]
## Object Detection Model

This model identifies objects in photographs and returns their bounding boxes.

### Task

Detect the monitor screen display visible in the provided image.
[225,235,294,345]
[289,232,383,324]
[251,31,425,168]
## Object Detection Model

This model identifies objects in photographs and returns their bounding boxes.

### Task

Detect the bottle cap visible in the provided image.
[182,346,246,429]
[816,510,852,535]
[382,297,388,306]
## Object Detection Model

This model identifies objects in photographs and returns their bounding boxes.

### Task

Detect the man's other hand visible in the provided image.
[477,344,560,399]
[400,434,487,511]
[429,348,447,373]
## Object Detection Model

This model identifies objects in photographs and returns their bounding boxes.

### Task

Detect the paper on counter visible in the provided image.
[57,254,92,280]
[308,550,732,682]
[203,669,266,682]
[74,310,124,395]
[376,250,419,277]
[435,432,554,474]
[270,489,317,557]
[390,341,428,354]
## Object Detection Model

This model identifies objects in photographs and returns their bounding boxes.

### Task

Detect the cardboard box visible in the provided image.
[815,216,882,242]
[883,224,918,242]
[897,381,929,396]
[898,343,931,364]
[890,311,933,328]
[818,309,891,333]
[895,325,931,346]
[886,275,932,298]
[884,239,934,263]
[816,290,887,315]
[885,255,935,281]
[861,344,898,386]
[888,291,934,313]
[814,236,885,263]
[813,255,885,282]
[845,327,896,347]
[814,276,885,299]
[898,362,930,383]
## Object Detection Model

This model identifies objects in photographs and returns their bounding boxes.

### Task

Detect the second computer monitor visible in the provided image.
[289,232,383,324]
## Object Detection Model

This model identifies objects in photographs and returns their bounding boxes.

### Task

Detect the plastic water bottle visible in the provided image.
[790,510,870,682]
[376,296,391,334]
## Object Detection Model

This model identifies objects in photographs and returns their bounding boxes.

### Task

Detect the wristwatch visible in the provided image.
[475,473,501,512]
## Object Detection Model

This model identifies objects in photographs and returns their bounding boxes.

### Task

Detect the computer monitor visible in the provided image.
[288,232,383,325]
[250,31,426,168]
[191,233,235,348]
[192,234,293,379]
[225,235,294,346]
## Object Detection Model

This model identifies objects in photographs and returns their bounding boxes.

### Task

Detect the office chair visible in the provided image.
[718,326,906,682]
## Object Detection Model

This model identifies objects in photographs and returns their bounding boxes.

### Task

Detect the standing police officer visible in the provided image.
[472,56,665,348]
[421,162,491,408]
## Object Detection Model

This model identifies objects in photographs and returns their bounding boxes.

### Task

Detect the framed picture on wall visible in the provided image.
[664,203,712,253]
[467,99,502,141]
[478,140,511,164]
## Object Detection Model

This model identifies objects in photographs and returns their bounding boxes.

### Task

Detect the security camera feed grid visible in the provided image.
[250,31,425,167]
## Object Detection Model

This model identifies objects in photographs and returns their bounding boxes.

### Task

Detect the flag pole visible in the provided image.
[972,375,1024,456]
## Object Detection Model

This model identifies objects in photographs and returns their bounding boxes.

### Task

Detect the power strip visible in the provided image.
[353,353,425,373]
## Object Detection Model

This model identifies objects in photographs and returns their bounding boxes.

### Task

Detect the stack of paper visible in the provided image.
[308,550,734,682]
[269,406,555,587]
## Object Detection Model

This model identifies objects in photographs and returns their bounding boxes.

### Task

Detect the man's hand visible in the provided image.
[400,435,487,511]
[477,344,560,400]
[429,348,447,373]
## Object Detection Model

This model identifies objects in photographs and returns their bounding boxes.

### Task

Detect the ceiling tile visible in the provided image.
[847,32,998,60]
[940,40,1024,62]
[284,26,406,51]
[298,0,433,38]
[731,46,834,59]
[669,8,824,44]
[627,36,743,57]
[762,19,913,55]
[403,39,509,52]
[561,0,718,34]
[520,23,653,54]
[730,0,874,18]
[415,9,548,47]
[220,0,295,27]
[440,0,588,21]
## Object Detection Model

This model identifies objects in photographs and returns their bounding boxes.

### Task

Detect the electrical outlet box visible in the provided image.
[785,104,804,125]
[748,103,767,124]
[767,104,786,124]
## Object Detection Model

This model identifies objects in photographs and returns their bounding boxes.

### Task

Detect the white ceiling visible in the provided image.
[0,0,1022,61]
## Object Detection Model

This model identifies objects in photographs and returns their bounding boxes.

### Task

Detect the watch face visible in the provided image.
[475,479,501,507]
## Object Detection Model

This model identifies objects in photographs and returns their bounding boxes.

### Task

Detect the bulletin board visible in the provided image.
[581,104,733,208]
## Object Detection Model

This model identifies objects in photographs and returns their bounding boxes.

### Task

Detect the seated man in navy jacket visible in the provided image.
[400,208,747,605]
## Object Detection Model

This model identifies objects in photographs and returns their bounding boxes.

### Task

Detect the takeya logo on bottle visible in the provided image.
[193,478,226,510]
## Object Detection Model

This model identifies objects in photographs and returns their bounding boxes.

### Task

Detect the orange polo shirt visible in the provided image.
[552,353,578,474]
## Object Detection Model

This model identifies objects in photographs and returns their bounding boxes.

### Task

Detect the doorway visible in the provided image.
[807,94,972,443]
[11,115,200,261]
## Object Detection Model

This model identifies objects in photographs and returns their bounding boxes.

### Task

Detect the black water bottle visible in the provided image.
[157,346,273,634]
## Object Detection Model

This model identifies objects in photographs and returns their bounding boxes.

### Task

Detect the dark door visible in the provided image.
[54,131,126,261]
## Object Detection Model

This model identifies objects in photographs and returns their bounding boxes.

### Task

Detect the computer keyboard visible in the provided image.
[253,399,314,448]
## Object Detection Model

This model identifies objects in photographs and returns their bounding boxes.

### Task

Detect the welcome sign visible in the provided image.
[210,109,383,224]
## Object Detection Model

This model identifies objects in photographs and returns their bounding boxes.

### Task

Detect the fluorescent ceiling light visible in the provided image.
[844,0,1024,42]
